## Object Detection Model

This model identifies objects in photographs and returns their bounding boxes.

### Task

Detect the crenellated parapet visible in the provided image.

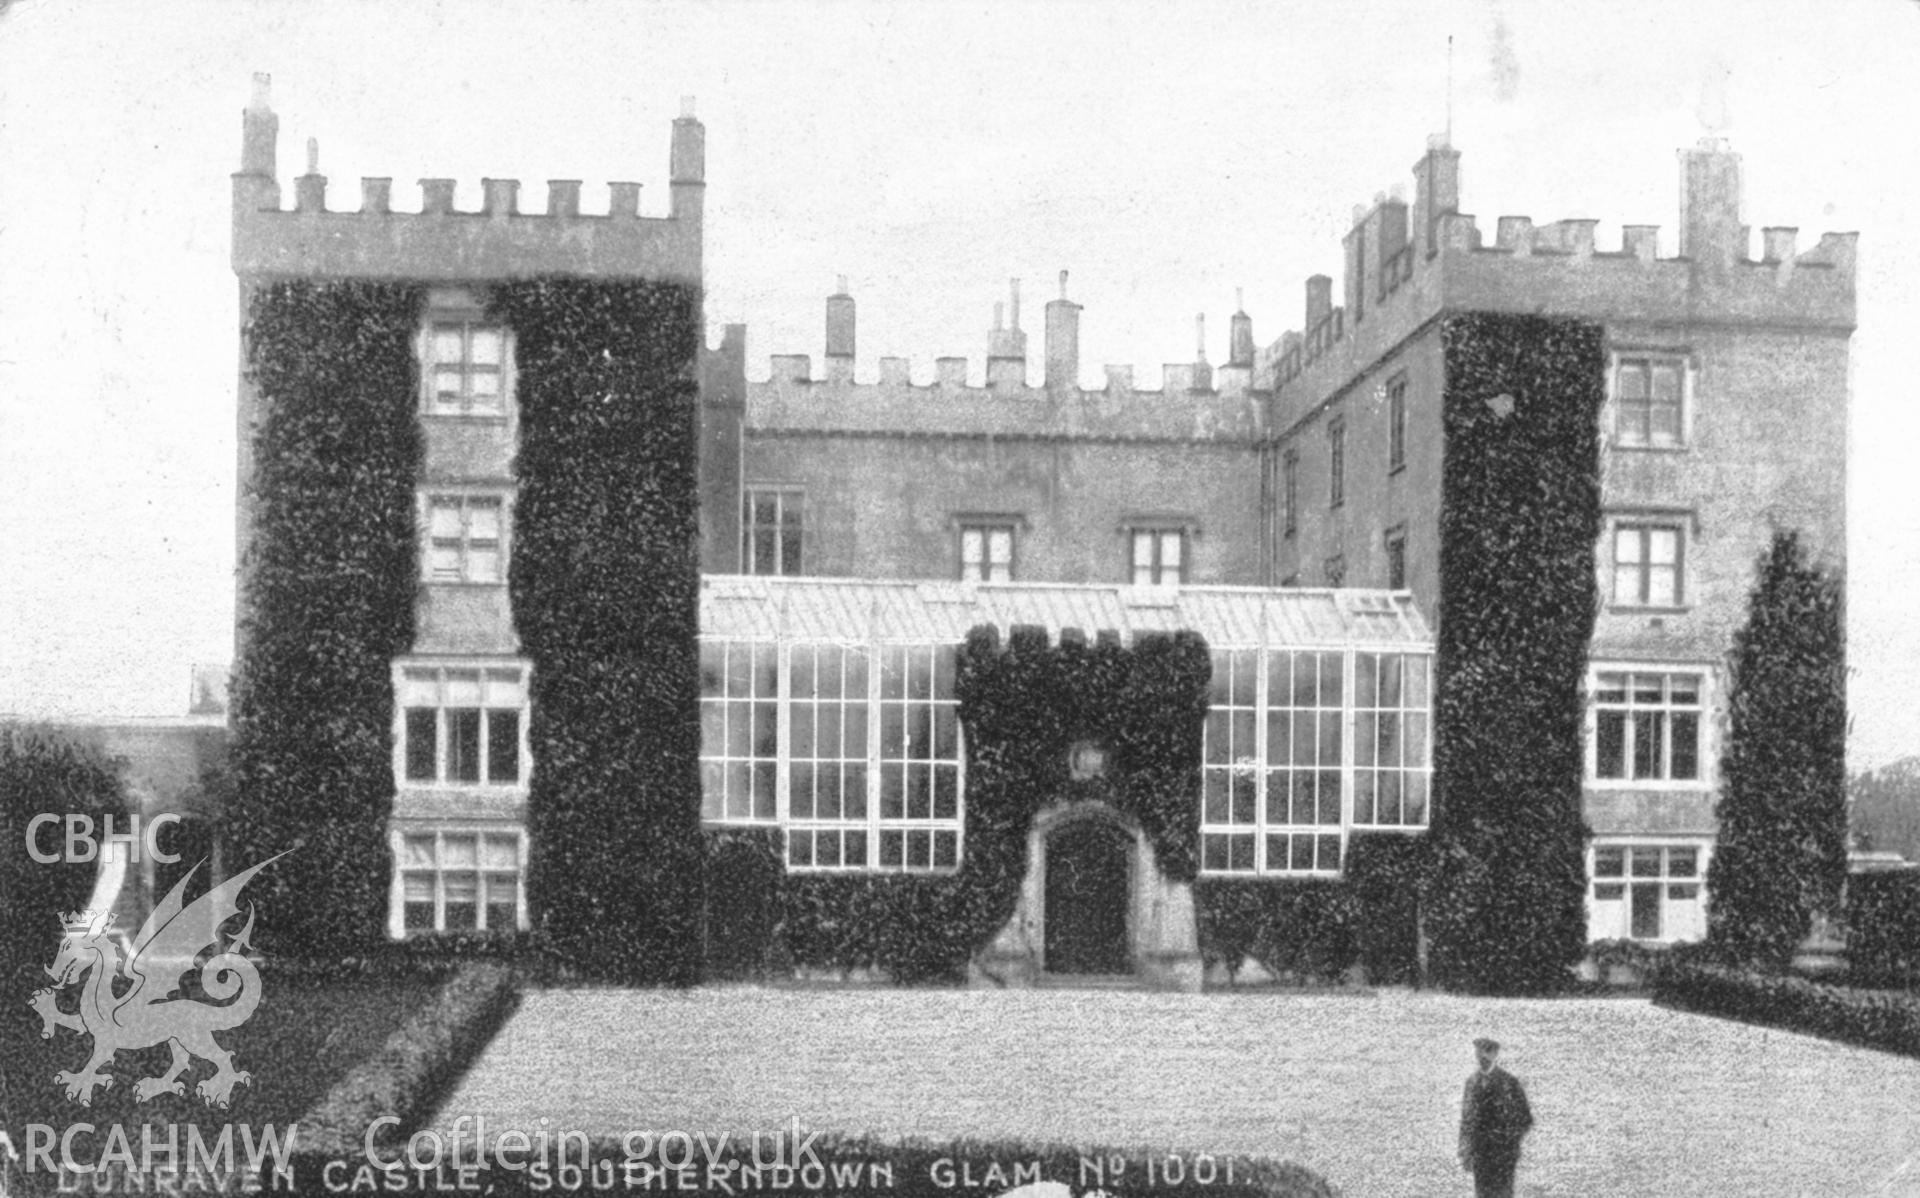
[1259,136,1858,419]
[230,74,703,282]
[747,275,1267,445]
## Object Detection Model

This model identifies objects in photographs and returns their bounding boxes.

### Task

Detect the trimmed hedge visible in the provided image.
[695,626,1210,983]
[1585,937,1671,977]
[1344,832,1427,984]
[1845,870,1920,987]
[298,961,520,1154]
[1196,833,1426,984]
[1708,531,1847,969]
[1426,312,1602,995]
[703,825,789,980]
[494,278,706,986]
[289,1134,1333,1197]
[230,280,425,958]
[1653,959,1920,1059]
[1197,878,1354,982]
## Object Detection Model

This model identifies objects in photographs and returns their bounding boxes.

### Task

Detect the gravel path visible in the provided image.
[430,986,1920,1197]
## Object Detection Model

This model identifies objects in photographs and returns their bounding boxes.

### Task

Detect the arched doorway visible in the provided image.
[1043,818,1133,975]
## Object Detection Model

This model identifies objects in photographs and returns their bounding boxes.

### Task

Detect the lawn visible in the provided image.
[429,986,1920,1198]
[1,966,434,1133]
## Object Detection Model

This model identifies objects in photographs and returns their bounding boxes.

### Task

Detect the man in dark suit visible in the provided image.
[1458,1037,1533,1198]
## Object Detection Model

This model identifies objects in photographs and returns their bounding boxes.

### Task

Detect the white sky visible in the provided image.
[1,0,1915,768]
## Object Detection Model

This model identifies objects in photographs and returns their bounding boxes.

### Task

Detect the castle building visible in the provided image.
[229,75,717,943]
[227,74,1849,979]
[1253,139,1851,943]
[725,139,1852,952]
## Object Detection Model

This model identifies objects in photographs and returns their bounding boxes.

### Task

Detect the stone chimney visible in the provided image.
[233,72,282,217]
[239,73,278,190]
[825,276,855,383]
[1044,271,1081,392]
[1412,135,1461,258]
[1228,288,1254,367]
[294,137,326,212]
[1306,274,1333,328]
[1190,313,1213,392]
[987,278,1027,388]
[670,95,706,223]
[1679,138,1744,270]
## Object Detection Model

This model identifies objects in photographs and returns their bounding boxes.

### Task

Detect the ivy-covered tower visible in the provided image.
[1256,136,1854,990]
[228,74,739,977]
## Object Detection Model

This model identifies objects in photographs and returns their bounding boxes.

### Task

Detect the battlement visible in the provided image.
[746,277,1266,444]
[231,74,703,282]
[1260,137,1858,402]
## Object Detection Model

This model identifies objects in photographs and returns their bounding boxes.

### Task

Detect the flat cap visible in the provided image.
[1473,1037,1501,1052]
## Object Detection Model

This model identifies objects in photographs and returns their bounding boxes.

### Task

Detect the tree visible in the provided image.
[1707,531,1847,969]
[1849,758,1920,860]
[0,724,127,979]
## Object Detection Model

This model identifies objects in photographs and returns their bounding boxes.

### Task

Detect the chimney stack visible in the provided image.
[294,136,326,212]
[670,96,706,223]
[240,73,277,181]
[1228,288,1254,367]
[1306,275,1333,327]
[987,278,1028,387]
[1044,270,1081,392]
[825,276,855,383]
[1412,137,1461,258]
[1190,312,1213,392]
[1679,138,1743,271]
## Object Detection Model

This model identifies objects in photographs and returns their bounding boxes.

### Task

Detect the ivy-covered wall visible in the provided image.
[229,280,425,958]
[1426,312,1603,994]
[493,278,706,985]
[702,625,1211,983]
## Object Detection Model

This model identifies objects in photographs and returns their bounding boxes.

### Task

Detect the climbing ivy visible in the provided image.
[228,280,424,958]
[493,277,705,985]
[1425,312,1603,995]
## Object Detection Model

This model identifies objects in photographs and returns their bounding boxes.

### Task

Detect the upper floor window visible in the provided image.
[960,524,1016,583]
[1611,522,1685,608]
[1591,670,1702,783]
[1328,418,1346,508]
[1613,354,1686,448]
[1281,449,1300,538]
[424,493,505,583]
[1387,377,1408,473]
[1130,527,1187,586]
[1200,647,1431,878]
[425,321,508,417]
[744,488,803,576]
[1384,528,1407,590]
[698,639,962,873]
[397,662,529,788]
[1324,554,1346,588]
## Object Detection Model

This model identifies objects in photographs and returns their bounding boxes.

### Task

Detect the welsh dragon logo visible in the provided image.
[28,853,284,1108]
